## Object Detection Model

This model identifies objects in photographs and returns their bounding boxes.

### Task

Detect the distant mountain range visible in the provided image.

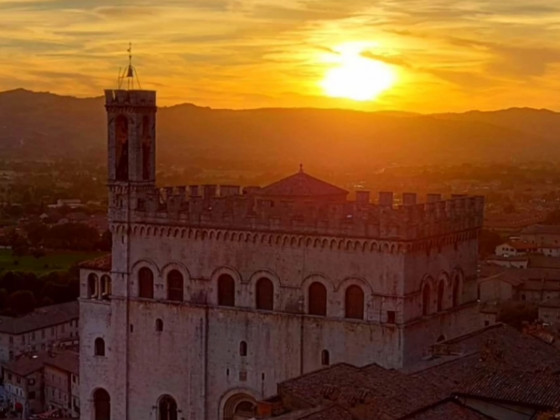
[1,88,558,168]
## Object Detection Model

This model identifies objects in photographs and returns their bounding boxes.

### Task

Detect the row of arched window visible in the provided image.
[92,388,177,420]
[137,267,366,319]
[87,274,112,300]
[421,274,462,316]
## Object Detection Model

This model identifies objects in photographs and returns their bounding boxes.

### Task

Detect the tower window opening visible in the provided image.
[240,341,247,356]
[156,318,163,332]
[321,349,330,366]
[115,115,129,181]
[94,338,105,356]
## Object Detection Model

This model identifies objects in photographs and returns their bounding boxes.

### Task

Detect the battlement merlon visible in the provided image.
[108,185,484,241]
[104,89,157,109]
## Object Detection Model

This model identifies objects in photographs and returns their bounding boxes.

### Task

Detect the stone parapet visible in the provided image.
[108,184,484,241]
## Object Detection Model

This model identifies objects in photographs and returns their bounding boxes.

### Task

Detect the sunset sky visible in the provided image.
[2,0,560,112]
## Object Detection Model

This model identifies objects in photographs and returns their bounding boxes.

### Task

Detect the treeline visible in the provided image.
[5,222,110,256]
[0,268,79,316]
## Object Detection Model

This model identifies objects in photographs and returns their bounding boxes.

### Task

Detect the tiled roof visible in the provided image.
[0,301,78,334]
[274,324,560,420]
[521,224,560,235]
[403,399,493,420]
[44,350,79,375]
[257,171,348,199]
[461,370,560,410]
[3,354,44,377]
[78,253,111,271]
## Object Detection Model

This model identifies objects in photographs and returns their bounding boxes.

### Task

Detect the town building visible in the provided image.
[0,302,79,362]
[257,323,560,420]
[79,88,485,420]
[44,350,80,418]
[2,354,44,419]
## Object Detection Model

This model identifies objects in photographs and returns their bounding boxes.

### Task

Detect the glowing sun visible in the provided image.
[321,45,395,101]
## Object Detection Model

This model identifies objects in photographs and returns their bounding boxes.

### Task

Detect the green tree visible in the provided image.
[8,290,36,315]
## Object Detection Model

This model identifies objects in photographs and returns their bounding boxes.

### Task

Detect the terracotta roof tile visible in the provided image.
[0,301,78,334]
[78,253,111,271]
[257,171,348,199]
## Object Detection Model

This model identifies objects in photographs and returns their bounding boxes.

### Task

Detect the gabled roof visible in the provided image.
[257,171,348,199]
[79,253,111,271]
[0,301,78,334]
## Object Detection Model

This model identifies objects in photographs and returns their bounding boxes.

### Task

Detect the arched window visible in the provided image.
[345,285,364,319]
[158,395,177,420]
[422,283,431,316]
[321,350,330,366]
[256,278,273,310]
[88,273,98,299]
[437,281,445,312]
[240,341,247,356]
[94,338,105,356]
[167,270,183,302]
[155,319,163,332]
[138,267,154,299]
[218,274,235,306]
[93,388,110,420]
[142,115,152,181]
[115,115,128,181]
[101,275,112,299]
[308,282,327,316]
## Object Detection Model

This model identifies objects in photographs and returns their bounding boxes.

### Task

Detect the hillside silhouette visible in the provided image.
[1,89,558,169]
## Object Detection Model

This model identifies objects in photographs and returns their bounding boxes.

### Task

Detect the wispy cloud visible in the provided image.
[0,0,559,111]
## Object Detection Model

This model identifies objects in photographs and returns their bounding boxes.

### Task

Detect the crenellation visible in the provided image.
[109,185,483,242]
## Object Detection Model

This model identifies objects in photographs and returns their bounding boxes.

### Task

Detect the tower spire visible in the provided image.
[118,42,142,90]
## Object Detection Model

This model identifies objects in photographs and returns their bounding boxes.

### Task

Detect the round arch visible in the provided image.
[219,389,259,420]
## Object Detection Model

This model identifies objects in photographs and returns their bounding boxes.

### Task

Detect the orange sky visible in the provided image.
[1,0,560,112]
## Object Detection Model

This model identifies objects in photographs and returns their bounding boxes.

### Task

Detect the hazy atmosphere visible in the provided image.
[3,0,560,111]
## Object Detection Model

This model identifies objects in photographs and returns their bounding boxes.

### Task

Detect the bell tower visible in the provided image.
[105,44,157,222]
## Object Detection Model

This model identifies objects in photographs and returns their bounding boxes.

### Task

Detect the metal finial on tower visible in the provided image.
[299,163,304,173]
[118,42,142,90]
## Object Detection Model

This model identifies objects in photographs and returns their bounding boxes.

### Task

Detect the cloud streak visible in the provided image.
[0,0,559,112]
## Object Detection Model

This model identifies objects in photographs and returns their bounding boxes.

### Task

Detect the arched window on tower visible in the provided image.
[240,341,247,357]
[321,349,330,366]
[141,115,152,180]
[101,275,112,300]
[138,267,154,299]
[422,283,431,316]
[437,281,445,312]
[345,285,364,319]
[308,282,327,316]
[93,388,111,420]
[155,318,163,332]
[88,273,98,299]
[115,115,128,181]
[94,338,105,356]
[218,274,235,306]
[256,278,273,310]
[158,395,177,420]
[167,270,183,302]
